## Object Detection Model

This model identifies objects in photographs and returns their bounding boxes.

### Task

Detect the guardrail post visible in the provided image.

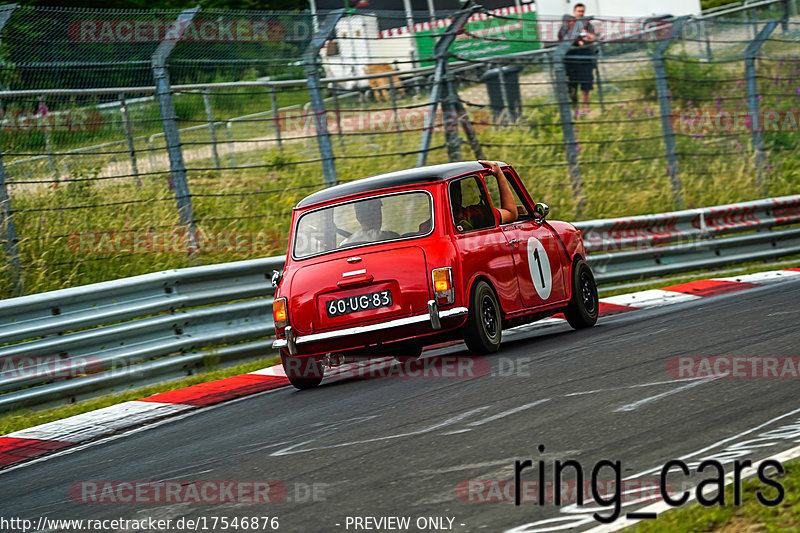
[552,40,584,215]
[119,93,139,178]
[202,89,221,171]
[152,7,199,252]
[303,9,345,187]
[653,19,685,210]
[269,84,283,153]
[417,1,480,167]
[745,20,778,191]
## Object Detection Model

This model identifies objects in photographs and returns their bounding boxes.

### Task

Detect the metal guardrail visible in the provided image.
[0,256,282,412]
[576,195,800,282]
[1,196,798,412]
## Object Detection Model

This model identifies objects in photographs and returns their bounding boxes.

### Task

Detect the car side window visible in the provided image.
[483,170,532,221]
[449,176,495,233]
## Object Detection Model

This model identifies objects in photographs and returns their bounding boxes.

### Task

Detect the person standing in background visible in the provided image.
[558,3,597,110]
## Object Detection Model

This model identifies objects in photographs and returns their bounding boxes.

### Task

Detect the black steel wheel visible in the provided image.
[463,280,502,354]
[565,258,599,329]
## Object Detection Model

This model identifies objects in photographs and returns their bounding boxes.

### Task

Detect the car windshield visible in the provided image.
[293,191,433,259]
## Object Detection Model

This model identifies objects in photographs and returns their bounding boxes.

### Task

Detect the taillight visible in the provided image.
[273,297,288,328]
[432,267,454,305]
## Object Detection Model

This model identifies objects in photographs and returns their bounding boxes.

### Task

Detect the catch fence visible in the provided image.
[0,1,798,297]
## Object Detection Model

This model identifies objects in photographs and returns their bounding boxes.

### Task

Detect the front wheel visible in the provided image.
[462,280,502,354]
[565,259,598,329]
[281,351,324,390]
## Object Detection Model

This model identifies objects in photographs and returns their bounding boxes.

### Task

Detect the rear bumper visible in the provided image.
[273,300,468,355]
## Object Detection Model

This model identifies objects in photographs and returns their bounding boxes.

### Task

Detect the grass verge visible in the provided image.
[628,458,799,532]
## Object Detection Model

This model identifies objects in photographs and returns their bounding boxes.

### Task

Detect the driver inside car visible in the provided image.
[340,198,400,246]
[451,160,519,231]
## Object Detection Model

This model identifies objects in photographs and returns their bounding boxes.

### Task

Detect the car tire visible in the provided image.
[463,280,502,354]
[565,258,599,329]
[281,351,324,390]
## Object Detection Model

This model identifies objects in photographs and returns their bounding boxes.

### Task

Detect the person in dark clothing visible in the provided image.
[558,3,597,109]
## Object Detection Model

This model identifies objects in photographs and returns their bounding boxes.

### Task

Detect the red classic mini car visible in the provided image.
[272,161,597,389]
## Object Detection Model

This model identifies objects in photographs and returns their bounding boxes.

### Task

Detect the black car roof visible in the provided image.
[296,161,504,208]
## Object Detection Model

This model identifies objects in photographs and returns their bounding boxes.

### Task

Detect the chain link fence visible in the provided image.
[0,1,798,298]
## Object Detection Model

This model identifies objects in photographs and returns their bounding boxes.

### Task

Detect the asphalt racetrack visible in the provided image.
[3,277,799,533]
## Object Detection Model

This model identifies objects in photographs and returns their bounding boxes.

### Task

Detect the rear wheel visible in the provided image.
[281,351,324,390]
[565,259,598,329]
[463,281,502,354]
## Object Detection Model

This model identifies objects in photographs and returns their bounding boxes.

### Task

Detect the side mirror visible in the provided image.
[533,202,549,221]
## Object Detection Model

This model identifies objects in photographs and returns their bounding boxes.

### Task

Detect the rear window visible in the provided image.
[292,191,433,259]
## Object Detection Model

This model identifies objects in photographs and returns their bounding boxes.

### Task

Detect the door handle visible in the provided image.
[508,238,521,247]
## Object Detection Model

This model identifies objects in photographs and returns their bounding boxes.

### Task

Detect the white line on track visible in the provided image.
[563,376,717,397]
[613,377,721,413]
[466,399,551,427]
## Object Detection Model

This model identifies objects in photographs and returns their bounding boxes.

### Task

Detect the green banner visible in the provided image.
[415,10,539,66]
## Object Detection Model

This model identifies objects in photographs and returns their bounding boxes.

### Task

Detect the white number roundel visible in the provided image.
[526,237,552,300]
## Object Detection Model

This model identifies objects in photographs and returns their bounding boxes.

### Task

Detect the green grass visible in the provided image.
[628,459,800,532]
[0,354,280,436]
[4,49,799,298]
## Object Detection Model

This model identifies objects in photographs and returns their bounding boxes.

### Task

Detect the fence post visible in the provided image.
[652,19,685,210]
[151,7,199,251]
[225,122,238,168]
[39,94,58,179]
[269,84,283,153]
[119,93,139,178]
[496,63,511,124]
[388,74,402,151]
[702,19,713,62]
[0,150,22,296]
[593,44,605,113]
[0,6,21,295]
[303,9,345,188]
[417,1,480,167]
[442,69,462,161]
[745,20,778,191]
[781,0,790,32]
[552,40,584,215]
[202,89,221,171]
